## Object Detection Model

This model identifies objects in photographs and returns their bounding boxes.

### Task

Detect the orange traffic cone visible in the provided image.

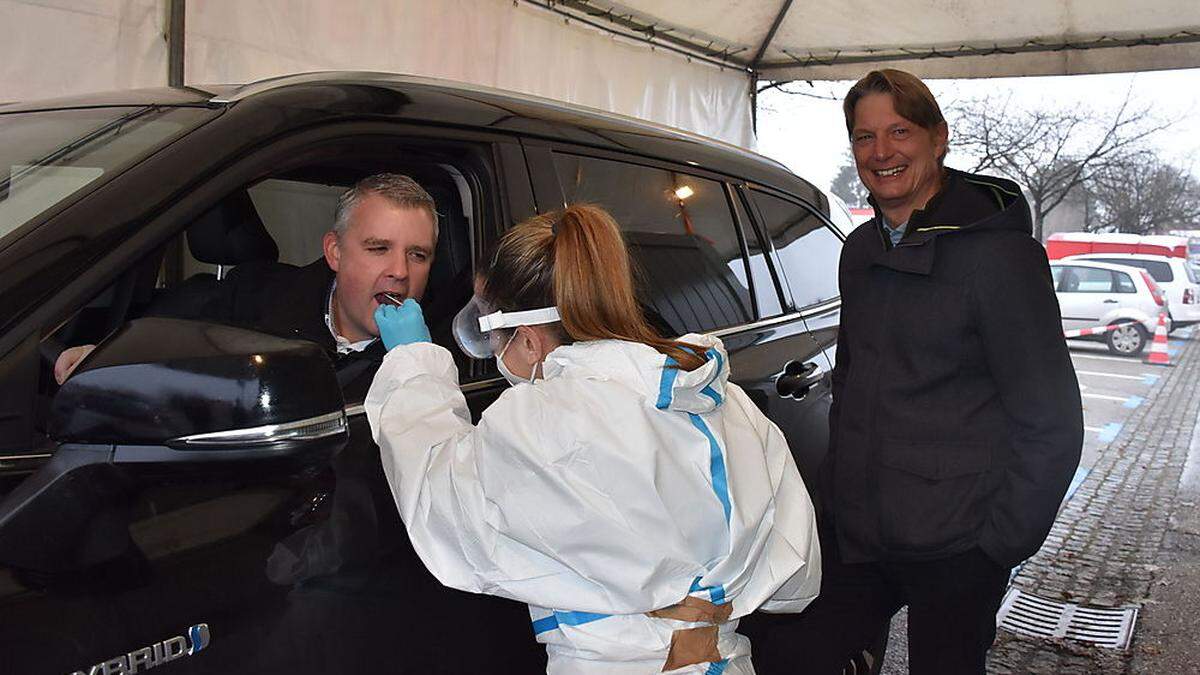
[1146,313,1171,366]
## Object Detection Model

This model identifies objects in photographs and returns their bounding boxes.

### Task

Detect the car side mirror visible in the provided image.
[0,318,349,573]
[51,317,348,461]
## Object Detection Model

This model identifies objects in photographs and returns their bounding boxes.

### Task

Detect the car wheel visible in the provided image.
[1106,322,1148,356]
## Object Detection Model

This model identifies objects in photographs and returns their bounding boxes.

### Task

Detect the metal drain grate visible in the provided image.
[996,588,1138,650]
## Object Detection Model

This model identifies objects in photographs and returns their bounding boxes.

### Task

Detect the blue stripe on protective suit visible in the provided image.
[706,659,729,674]
[689,413,731,524]
[657,356,680,409]
[689,577,728,605]
[532,610,612,635]
[700,349,725,405]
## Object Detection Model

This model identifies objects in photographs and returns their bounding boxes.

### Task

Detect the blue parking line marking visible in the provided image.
[1064,466,1090,503]
[1143,374,1160,386]
[1123,395,1144,409]
[1098,422,1123,443]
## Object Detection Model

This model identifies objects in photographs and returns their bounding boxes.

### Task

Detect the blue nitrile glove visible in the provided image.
[374,298,431,349]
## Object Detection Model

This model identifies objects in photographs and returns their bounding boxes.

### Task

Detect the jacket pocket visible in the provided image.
[876,439,992,554]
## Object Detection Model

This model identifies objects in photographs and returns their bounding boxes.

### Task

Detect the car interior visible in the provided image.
[38,154,485,417]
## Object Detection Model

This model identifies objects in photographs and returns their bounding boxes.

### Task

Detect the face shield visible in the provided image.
[452,295,562,359]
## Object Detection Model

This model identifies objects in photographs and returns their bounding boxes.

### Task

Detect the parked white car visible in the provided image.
[1051,260,1171,356]
[1064,253,1200,330]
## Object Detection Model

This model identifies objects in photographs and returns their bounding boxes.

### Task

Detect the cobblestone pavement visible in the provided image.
[987,330,1200,674]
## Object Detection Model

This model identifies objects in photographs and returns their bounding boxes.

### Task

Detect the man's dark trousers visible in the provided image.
[744,524,1010,674]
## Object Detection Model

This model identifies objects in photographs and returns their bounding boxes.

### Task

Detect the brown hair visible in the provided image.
[481,204,706,371]
[843,69,946,138]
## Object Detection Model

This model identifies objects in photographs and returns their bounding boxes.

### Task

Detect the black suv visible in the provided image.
[0,73,845,674]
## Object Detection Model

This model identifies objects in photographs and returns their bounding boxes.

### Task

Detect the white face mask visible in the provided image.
[495,330,536,386]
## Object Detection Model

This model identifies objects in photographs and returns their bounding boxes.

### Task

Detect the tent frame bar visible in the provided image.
[758,30,1200,71]
[167,0,186,87]
[520,0,751,72]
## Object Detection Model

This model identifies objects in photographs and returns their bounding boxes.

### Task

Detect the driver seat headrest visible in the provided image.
[187,190,279,265]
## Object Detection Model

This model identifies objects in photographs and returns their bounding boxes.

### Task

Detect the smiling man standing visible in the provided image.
[748,70,1083,674]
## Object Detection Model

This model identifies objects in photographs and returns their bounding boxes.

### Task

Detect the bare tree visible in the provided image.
[830,153,870,208]
[948,92,1173,240]
[1087,152,1200,234]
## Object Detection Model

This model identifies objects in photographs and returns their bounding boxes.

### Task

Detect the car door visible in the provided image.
[523,144,833,500]
[0,115,546,674]
[1055,264,1117,330]
[740,186,845,499]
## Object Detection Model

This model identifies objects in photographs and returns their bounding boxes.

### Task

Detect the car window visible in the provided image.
[1115,271,1137,293]
[553,152,753,334]
[1051,265,1065,288]
[0,107,215,244]
[1187,263,1199,284]
[747,189,842,309]
[1091,257,1173,282]
[731,190,783,318]
[1060,266,1114,293]
[249,179,345,266]
[1144,260,1174,282]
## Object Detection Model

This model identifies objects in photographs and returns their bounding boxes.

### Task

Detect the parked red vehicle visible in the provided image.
[1046,232,1189,261]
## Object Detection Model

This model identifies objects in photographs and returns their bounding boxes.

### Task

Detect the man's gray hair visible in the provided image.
[332,173,439,240]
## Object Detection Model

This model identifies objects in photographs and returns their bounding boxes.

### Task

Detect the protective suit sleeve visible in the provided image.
[365,342,497,593]
[754,408,821,613]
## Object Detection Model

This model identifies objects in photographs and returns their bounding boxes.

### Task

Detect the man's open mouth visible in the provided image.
[375,292,403,306]
[874,165,907,177]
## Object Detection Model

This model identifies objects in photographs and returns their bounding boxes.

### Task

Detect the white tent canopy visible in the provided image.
[555,0,1200,80]
[1,0,1198,148]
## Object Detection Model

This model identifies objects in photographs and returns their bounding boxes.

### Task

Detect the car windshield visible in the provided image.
[0,106,215,246]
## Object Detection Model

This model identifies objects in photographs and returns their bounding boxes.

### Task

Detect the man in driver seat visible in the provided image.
[54,172,438,395]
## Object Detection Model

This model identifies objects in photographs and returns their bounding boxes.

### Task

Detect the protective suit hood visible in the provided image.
[540,333,729,416]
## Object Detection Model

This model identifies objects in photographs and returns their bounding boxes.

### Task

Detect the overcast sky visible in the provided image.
[755,68,1200,195]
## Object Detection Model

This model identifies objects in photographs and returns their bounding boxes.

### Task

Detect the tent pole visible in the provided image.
[750,74,758,135]
[749,0,792,137]
[167,0,185,87]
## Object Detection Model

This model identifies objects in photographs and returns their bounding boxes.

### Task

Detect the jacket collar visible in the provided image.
[865,168,1017,276]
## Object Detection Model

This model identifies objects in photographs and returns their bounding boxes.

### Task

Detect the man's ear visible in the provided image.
[322,231,341,272]
[934,121,950,159]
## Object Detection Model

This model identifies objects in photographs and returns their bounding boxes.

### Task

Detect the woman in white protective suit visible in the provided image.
[366,204,821,674]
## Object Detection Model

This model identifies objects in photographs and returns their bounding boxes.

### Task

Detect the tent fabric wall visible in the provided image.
[184,0,754,147]
[0,0,167,103]
[0,0,755,147]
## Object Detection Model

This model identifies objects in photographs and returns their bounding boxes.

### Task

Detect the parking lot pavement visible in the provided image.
[1070,337,1174,472]
[881,328,1199,674]
[986,326,1200,673]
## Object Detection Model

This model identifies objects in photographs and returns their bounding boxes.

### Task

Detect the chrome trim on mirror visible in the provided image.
[170,411,347,448]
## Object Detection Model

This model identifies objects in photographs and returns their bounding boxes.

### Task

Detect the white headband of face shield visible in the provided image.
[478,307,561,332]
[452,295,561,360]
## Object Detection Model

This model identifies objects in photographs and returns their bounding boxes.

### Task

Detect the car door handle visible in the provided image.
[776,361,824,399]
[1103,299,1119,303]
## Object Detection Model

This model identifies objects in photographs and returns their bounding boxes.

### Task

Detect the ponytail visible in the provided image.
[481,204,706,372]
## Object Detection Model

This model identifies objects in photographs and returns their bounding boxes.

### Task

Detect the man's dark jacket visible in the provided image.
[824,168,1083,569]
[177,258,384,398]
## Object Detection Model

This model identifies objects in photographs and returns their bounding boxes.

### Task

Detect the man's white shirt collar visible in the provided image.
[325,281,377,354]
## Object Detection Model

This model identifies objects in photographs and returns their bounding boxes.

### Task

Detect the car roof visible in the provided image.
[1053,259,1152,276]
[1,72,821,205]
[1067,253,1183,265]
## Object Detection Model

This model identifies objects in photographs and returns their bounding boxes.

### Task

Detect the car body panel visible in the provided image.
[0,74,843,673]
[1065,253,1200,326]
[1052,260,1169,334]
